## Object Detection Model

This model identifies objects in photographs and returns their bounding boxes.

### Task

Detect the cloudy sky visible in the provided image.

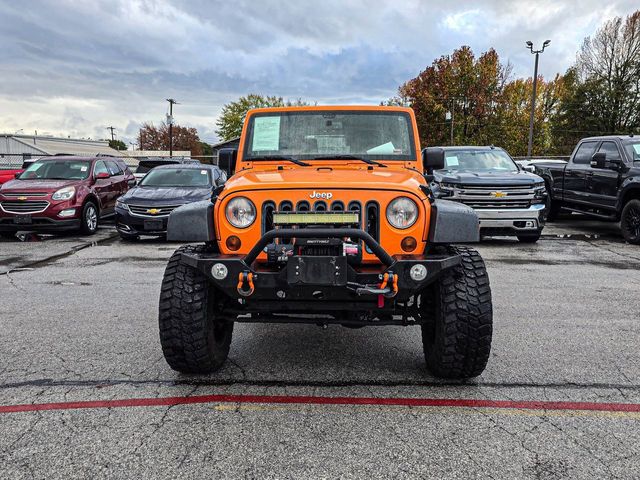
[1,0,638,145]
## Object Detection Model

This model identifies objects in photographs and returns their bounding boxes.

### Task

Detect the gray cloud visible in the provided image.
[1,0,638,144]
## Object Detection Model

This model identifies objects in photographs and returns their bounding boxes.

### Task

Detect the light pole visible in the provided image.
[166,98,179,157]
[526,40,550,158]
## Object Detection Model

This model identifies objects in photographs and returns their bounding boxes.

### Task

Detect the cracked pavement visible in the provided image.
[0,215,639,478]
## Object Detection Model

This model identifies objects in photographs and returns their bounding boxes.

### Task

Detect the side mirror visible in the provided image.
[218,148,237,176]
[423,147,446,177]
[590,152,606,169]
[95,172,110,180]
[14,172,21,179]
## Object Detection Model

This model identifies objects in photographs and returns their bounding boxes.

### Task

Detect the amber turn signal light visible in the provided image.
[226,235,241,251]
[401,236,417,252]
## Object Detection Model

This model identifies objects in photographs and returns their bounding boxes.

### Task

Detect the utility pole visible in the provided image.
[166,98,179,157]
[106,126,116,142]
[526,40,550,158]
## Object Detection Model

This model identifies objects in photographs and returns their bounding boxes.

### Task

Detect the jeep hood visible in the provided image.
[434,169,543,186]
[222,167,426,197]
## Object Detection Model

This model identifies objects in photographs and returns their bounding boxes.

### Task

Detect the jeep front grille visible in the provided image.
[0,200,50,214]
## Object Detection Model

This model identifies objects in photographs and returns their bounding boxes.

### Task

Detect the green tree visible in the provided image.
[108,139,127,151]
[215,94,309,141]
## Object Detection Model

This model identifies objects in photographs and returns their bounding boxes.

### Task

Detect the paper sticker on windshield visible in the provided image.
[446,155,459,167]
[252,116,280,151]
[366,142,395,155]
[81,166,88,172]
[201,170,207,175]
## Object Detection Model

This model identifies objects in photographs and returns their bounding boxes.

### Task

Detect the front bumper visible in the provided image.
[476,204,545,232]
[180,228,461,314]
[0,216,80,232]
[115,207,168,235]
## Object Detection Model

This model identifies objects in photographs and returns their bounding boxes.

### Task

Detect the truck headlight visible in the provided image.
[533,185,547,204]
[226,197,256,228]
[52,186,75,201]
[386,197,418,229]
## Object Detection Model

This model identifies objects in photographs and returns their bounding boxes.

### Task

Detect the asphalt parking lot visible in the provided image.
[1,216,639,479]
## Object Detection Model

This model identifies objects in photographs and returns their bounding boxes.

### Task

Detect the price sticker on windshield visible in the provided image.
[252,116,281,151]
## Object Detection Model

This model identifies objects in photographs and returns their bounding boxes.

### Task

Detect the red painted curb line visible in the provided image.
[1,394,639,414]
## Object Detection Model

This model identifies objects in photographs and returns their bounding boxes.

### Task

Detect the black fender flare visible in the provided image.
[167,200,216,242]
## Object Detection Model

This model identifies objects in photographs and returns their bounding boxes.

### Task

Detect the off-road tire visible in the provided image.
[517,232,541,243]
[421,246,492,379]
[159,245,233,373]
[620,199,640,245]
[79,201,99,235]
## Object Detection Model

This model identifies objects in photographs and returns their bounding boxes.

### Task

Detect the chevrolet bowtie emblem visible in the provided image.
[17,196,28,201]
[146,208,160,214]
[490,191,507,198]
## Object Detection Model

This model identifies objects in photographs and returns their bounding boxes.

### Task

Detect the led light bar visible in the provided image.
[272,212,359,225]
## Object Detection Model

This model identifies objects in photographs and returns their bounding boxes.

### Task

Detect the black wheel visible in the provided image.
[620,199,640,245]
[119,232,139,242]
[159,245,233,373]
[544,188,561,222]
[0,231,16,240]
[420,246,493,379]
[517,232,541,243]
[80,201,99,235]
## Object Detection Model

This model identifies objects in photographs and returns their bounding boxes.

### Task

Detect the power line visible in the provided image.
[106,126,116,142]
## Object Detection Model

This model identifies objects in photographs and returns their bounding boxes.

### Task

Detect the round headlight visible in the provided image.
[386,197,418,229]
[225,197,256,228]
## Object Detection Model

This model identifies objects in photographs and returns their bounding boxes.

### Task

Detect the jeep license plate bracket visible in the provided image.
[286,256,347,286]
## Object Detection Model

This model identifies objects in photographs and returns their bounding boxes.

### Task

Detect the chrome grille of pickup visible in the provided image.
[1,192,49,198]
[451,185,535,209]
[127,204,182,216]
[1,200,50,214]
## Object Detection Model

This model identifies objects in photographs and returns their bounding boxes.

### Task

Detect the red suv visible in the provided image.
[0,156,135,237]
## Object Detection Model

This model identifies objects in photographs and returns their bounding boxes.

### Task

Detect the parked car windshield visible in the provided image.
[136,160,179,174]
[139,168,211,187]
[18,160,92,180]
[243,110,416,161]
[624,142,640,162]
[442,150,518,172]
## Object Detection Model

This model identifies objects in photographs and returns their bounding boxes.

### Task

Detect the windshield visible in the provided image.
[19,160,92,180]
[139,168,211,187]
[136,160,178,174]
[243,111,416,161]
[442,150,518,172]
[624,142,640,162]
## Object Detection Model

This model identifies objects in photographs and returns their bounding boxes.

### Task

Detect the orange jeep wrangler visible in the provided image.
[160,106,492,378]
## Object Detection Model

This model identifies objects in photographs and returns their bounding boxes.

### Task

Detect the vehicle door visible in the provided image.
[92,160,114,213]
[563,141,598,207]
[587,141,623,211]
[106,160,127,197]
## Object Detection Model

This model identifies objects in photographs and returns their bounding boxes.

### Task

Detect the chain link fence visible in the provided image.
[0,153,220,172]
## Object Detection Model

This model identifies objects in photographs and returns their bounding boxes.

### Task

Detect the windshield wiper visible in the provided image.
[249,155,311,167]
[311,155,387,167]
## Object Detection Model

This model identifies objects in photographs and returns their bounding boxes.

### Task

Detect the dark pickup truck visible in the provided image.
[534,135,640,244]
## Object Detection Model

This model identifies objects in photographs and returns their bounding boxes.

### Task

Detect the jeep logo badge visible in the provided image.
[310,191,333,200]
